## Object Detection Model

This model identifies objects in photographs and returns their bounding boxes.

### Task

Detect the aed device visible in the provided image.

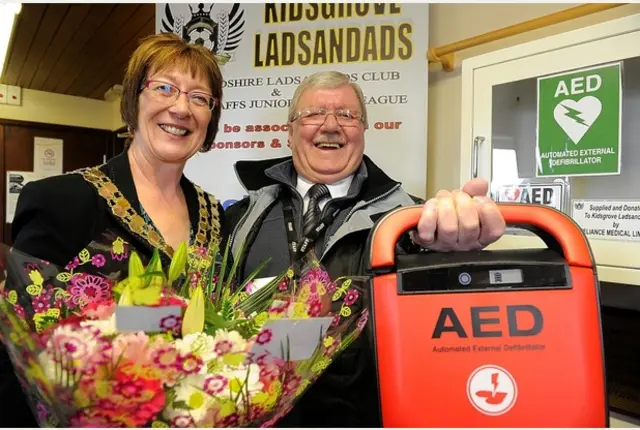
[366,203,608,427]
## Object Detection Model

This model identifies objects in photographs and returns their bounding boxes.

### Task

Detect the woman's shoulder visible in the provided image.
[17,170,101,213]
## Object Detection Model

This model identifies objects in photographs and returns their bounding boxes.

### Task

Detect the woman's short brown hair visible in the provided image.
[120,32,223,152]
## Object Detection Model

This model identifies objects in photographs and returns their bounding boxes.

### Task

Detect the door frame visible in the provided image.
[460,12,640,186]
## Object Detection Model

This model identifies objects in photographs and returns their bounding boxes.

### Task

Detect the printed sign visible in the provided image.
[536,62,622,177]
[494,182,566,211]
[571,200,640,242]
[156,3,429,206]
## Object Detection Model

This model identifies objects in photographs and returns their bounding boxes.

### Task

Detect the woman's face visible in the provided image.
[134,67,213,164]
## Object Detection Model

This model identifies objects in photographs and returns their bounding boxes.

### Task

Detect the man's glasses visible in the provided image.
[142,80,216,111]
[291,107,365,127]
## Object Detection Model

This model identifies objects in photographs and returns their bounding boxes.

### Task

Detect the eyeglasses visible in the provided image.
[291,107,365,127]
[141,80,216,111]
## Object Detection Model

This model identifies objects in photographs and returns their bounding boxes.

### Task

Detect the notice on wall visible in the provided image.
[536,62,622,177]
[571,200,640,242]
[493,182,566,211]
[6,171,39,223]
[34,137,63,178]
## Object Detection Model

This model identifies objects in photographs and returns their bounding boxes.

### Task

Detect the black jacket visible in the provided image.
[1,150,226,427]
[225,155,423,427]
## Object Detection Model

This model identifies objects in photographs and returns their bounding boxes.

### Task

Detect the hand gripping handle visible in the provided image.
[367,203,594,271]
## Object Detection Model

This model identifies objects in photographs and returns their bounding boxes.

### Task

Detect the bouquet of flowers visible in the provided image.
[0,233,369,427]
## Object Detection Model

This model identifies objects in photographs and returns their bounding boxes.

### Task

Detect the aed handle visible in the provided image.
[368,203,594,271]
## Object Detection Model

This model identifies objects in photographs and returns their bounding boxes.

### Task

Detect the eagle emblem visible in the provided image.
[160,3,245,65]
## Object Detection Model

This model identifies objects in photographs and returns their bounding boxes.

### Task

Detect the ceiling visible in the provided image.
[2,3,155,100]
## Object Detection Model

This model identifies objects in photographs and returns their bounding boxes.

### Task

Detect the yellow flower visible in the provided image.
[323,336,335,348]
[28,270,43,285]
[292,302,308,319]
[112,238,125,255]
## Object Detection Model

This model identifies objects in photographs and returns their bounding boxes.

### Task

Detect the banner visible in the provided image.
[536,62,622,178]
[156,3,429,208]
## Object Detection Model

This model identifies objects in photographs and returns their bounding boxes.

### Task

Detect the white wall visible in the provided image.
[0,88,119,130]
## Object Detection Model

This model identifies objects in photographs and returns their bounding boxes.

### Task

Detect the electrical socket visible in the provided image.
[0,84,7,104]
[7,85,21,105]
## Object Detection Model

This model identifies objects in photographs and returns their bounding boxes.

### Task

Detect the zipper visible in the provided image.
[344,183,401,222]
[322,183,402,258]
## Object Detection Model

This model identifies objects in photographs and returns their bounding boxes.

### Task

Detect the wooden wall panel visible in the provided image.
[0,120,123,245]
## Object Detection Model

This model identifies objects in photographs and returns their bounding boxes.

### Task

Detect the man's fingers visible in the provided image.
[461,177,489,197]
[454,190,480,248]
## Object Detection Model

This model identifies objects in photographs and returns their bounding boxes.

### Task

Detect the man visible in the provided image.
[225,70,505,427]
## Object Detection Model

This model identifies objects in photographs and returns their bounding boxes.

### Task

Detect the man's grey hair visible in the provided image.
[288,70,368,127]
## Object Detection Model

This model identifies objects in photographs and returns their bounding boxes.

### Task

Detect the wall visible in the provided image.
[427,3,640,197]
[0,88,119,131]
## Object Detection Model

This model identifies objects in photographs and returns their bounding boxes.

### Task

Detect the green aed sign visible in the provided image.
[536,62,622,177]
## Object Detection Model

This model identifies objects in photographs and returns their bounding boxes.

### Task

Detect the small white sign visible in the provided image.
[33,137,63,178]
[249,317,333,361]
[571,200,640,242]
[494,182,565,211]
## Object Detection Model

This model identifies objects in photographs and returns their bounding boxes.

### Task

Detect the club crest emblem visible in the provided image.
[160,3,245,65]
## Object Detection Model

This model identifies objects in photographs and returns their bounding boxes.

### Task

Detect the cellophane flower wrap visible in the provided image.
[0,232,369,427]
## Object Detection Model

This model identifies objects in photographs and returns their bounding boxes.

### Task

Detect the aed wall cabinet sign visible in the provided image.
[494,182,565,211]
[536,62,622,177]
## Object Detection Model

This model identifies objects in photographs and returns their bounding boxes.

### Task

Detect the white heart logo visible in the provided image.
[553,96,602,145]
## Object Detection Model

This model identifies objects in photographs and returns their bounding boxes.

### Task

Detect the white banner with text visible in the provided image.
[156,3,429,207]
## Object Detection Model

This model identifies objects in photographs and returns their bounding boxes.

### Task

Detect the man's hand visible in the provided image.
[410,178,506,252]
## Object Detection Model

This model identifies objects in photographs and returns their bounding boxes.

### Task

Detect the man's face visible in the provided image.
[288,85,366,184]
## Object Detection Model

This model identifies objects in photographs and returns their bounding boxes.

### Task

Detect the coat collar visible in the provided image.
[234,154,402,202]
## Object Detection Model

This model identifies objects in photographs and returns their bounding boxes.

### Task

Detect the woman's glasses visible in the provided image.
[142,80,216,111]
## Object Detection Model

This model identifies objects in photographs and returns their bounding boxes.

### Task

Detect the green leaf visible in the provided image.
[79,248,91,263]
[182,285,205,336]
[56,272,72,283]
[128,251,145,277]
[171,400,192,411]
[168,242,188,285]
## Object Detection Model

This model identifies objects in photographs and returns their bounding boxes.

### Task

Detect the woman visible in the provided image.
[1,32,226,427]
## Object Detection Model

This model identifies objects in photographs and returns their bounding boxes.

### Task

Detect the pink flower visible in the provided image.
[91,254,106,268]
[214,340,233,355]
[177,353,203,374]
[67,273,112,307]
[159,315,181,331]
[82,299,115,319]
[204,374,228,395]
[344,289,359,306]
[284,375,301,394]
[31,295,50,313]
[64,257,80,271]
[308,301,322,317]
[153,346,179,369]
[256,328,272,345]
[357,310,369,331]
[171,415,195,428]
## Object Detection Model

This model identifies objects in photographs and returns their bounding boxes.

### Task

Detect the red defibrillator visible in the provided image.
[367,203,608,427]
